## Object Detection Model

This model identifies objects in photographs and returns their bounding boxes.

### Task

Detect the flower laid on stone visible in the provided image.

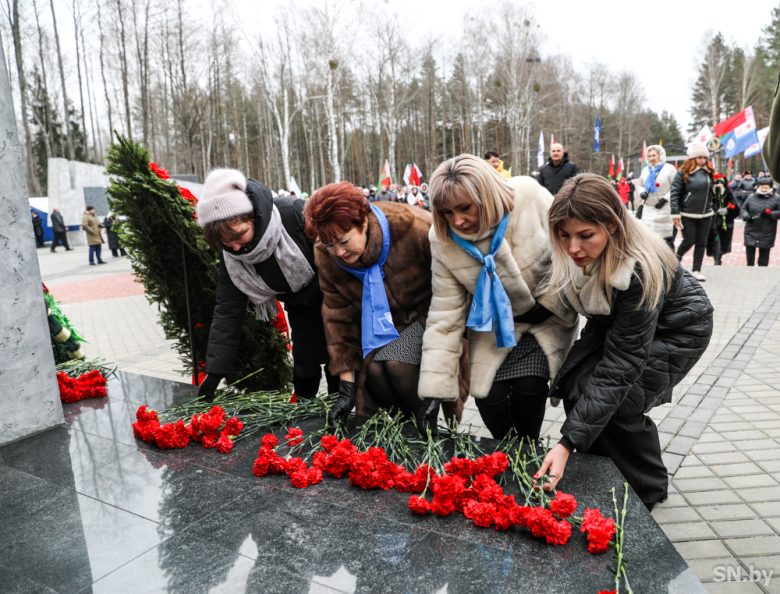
[249,426,621,555]
[56,369,108,403]
[132,404,243,453]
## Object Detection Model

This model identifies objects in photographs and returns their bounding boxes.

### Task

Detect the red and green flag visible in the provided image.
[608,154,615,178]
[377,159,392,189]
[616,157,624,180]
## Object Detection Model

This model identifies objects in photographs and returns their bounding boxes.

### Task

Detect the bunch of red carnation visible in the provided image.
[580,508,616,554]
[57,370,107,403]
[132,404,243,453]
[250,429,617,554]
[252,433,323,488]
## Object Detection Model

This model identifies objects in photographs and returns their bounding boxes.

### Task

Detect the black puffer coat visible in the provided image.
[670,168,714,216]
[550,266,713,452]
[206,180,323,375]
[538,154,579,196]
[741,190,780,248]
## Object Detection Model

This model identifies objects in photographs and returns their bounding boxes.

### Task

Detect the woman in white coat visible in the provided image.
[639,145,677,248]
[416,154,578,440]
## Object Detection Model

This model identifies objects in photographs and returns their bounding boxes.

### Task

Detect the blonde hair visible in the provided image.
[547,173,678,310]
[428,154,515,240]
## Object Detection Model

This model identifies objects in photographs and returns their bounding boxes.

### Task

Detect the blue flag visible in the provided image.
[593,115,601,152]
[723,129,759,159]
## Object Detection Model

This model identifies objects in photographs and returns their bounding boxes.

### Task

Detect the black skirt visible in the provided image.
[494,332,549,381]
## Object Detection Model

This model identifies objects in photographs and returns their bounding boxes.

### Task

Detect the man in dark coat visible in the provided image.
[31,210,44,247]
[537,143,579,196]
[50,208,72,252]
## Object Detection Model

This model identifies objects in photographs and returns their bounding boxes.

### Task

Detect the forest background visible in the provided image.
[3,0,780,196]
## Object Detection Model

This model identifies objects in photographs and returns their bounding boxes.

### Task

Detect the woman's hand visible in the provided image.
[671,214,683,229]
[534,443,571,492]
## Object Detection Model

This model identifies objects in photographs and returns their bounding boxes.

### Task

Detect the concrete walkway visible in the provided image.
[36,235,780,593]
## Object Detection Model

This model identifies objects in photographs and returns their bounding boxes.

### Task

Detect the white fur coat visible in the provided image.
[418,176,579,401]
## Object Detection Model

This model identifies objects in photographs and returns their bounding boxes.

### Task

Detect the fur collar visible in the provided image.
[566,257,636,316]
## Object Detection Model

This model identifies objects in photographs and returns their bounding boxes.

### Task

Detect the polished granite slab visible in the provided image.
[0,371,705,593]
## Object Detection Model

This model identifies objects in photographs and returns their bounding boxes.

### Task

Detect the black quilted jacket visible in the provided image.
[550,267,713,452]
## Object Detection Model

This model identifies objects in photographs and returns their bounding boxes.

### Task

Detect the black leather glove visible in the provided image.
[416,398,441,437]
[327,380,356,426]
[198,373,224,402]
[514,302,553,325]
[654,197,668,209]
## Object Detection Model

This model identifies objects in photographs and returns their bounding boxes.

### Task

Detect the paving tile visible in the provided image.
[767,517,780,532]
[673,539,732,560]
[697,451,751,465]
[724,535,780,556]
[689,556,741,583]
[667,435,699,456]
[736,486,780,503]
[703,580,763,593]
[673,477,729,493]
[751,502,780,517]
[683,490,742,506]
[661,521,717,542]
[742,448,780,462]
[759,460,780,473]
[652,506,701,524]
[722,474,778,489]
[679,421,708,438]
[662,451,685,473]
[692,440,737,455]
[656,492,689,509]
[710,462,767,477]
[697,504,758,522]
[674,465,716,480]
[710,519,775,538]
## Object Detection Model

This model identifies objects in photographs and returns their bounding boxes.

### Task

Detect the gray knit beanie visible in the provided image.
[197,169,253,226]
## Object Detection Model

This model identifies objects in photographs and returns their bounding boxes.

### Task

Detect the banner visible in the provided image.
[593,115,601,152]
[744,126,770,159]
[537,132,545,168]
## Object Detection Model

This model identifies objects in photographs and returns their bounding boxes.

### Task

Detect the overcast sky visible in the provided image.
[224,0,777,138]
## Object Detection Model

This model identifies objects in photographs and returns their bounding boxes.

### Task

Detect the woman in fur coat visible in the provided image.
[417,154,578,440]
[305,182,466,424]
[639,144,677,248]
[538,174,713,509]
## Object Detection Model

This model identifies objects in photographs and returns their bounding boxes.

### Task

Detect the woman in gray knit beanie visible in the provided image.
[196,169,338,401]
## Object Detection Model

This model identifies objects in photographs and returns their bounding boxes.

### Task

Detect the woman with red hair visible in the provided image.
[305,182,454,423]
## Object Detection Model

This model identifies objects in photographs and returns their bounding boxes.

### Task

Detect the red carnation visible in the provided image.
[260,434,279,449]
[550,491,577,519]
[285,427,304,446]
[581,508,616,554]
[766,208,773,215]
[216,434,235,454]
[321,434,339,452]
[408,495,431,515]
[149,162,170,179]
[727,202,736,209]
[655,182,660,187]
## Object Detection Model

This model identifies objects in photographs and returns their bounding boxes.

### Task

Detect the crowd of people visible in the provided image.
[31,207,127,264]
[193,150,716,510]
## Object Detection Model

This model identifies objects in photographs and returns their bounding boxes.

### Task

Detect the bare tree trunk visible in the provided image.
[325,61,340,181]
[31,0,52,159]
[70,0,87,152]
[115,0,133,137]
[95,0,114,137]
[5,0,42,194]
[49,0,75,159]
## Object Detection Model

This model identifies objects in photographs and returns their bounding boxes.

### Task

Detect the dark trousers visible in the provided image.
[287,304,339,398]
[51,231,71,251]
[676,217,712,271]
[563,400,668,509]
[365,360,422,416]
[707,222,734,264]
[746,246,771,267]
[475,375,549,441]
[88,244,104,264]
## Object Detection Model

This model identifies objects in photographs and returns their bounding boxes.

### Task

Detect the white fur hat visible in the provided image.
[687,142,709,159]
